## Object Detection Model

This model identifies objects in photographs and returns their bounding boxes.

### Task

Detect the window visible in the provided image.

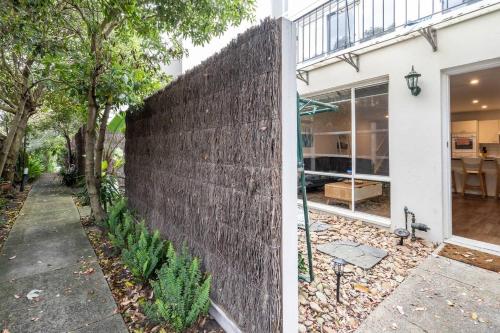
[301,82,390,218]
[328,3,355,51]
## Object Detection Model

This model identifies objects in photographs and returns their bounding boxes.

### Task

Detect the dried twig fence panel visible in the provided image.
[125,18,297,332]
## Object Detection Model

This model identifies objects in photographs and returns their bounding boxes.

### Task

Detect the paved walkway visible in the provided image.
[357,252,500,333]
[0,174,127,333]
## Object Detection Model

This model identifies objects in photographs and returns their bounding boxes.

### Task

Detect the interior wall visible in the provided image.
[298,9,500,242]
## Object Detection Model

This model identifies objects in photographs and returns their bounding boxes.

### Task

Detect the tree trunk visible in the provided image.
[85,83,106,222]
[0,99,26,177]
[94,101,111,190]
[63,133,73,167]
[2,110,29,182]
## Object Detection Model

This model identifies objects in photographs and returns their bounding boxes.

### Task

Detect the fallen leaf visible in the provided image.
[484,259,493,263]
[14,294,20,299]
[82,268,95,275]
[30,317,40,322]
[396,305,405,315]
[471,312,478,321]
[2,329,11,333]
[414,307,426,311]
[391,323,398,330]
[8,256,16,260]
[446,300,454,307]
[26,289,43,300]
[354,284,370,293]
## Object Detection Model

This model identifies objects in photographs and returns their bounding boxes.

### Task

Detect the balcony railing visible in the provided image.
[295,0,483,65]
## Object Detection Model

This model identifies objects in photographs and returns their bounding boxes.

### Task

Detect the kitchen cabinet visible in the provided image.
[451,120,477,134]
[478,120,500,144]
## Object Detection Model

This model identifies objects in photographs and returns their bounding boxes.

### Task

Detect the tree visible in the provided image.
[0,1,67,181]
[57,0,256,221]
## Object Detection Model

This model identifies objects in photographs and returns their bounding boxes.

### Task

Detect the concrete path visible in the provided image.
[0,174,127,333]
[357,253,500,333]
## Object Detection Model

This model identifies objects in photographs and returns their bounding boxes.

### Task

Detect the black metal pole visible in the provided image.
[336,273,341,303]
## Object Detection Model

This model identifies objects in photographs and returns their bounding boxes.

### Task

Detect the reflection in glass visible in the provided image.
[301,89,352,174]
[299,176,353,211]
[355,83,389,176]
[353,180,391,218]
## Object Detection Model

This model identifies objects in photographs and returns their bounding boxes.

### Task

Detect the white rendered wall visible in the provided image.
[297,9,500,243]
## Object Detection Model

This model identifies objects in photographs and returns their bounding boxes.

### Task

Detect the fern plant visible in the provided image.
[122,229,165,281]
[104,198,128,232]
[144,244,212,332]
[108,212,136,250]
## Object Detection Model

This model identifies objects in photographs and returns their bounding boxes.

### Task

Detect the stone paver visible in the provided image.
[298,206,332,232]
[316,240,388,269]
[0,174,127,333]
[357,254,500,333]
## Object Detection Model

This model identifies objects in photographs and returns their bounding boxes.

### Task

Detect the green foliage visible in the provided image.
[27,156,44,180]
[100,173,122,212]
[76,178,90,206]
[145,244,212,332]
[60,166,80,187]
[298,252,307,274]
[122,229,165,281]
[108,212,135,250]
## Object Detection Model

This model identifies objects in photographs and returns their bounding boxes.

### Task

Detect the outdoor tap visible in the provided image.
[410,211,430,241]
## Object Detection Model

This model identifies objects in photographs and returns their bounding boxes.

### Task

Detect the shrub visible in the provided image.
[122,229,165,281]
[60,166,79,187]
[105,198,128,231]
[27,156,44,180]
[108,212,136,250]
[144,244,211,332]
[100,173,121,212]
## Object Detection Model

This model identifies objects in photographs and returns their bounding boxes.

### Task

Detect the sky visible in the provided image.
[182,0,321,71]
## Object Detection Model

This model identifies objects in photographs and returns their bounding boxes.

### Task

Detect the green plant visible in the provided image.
[60,166,80,187]
[27,156,44,180]
[108,212,136,250]
[298,252,307,274]
[144,244,211,332]
[122,229,165,281]
[100,173,122,212]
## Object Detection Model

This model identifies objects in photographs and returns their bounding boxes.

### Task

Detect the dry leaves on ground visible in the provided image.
[298,211,435,333]
[0,186,31,251]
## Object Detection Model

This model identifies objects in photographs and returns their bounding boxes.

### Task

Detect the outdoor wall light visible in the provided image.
[332,258,346,303]
[405,66,421,96]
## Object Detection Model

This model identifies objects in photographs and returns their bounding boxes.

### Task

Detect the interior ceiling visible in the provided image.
[451,66,500,113]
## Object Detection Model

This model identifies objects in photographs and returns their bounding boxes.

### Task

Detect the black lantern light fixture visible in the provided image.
[332,258,347,303]
[405,66,421,96]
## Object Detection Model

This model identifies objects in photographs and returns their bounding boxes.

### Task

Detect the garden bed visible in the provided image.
[298,210,435,333]
[0,186,31,251]
[78,207,223,333]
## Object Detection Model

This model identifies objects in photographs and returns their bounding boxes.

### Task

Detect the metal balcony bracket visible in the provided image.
[297,69,309,85]
[419,27,438,52]
[336,52,359,72]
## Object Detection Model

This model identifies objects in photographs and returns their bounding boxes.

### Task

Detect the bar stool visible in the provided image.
[461,158,487,198]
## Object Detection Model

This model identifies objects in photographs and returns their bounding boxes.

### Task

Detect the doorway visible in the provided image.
[446,64,500,251]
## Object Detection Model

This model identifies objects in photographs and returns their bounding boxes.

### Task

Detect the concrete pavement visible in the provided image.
[0,174,127,333]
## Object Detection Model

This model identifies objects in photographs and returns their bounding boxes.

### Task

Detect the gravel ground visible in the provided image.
[298,210,436,333]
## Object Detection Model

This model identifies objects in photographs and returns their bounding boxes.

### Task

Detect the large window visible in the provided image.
[301,82,390,218]
[328,3,355,51]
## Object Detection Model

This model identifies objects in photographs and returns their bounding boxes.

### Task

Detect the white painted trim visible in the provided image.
[280,18,298,333]
[298,199,391,228]
[300,76,389,99]
[209,301,242,333]
[445,236,500,256]
[441,58,500,244]
[441,71,452,241]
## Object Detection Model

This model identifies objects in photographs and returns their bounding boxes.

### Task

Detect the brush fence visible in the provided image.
[125,19,297,332]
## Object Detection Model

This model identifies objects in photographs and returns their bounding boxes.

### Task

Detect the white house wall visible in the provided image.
[297,9,500,243]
